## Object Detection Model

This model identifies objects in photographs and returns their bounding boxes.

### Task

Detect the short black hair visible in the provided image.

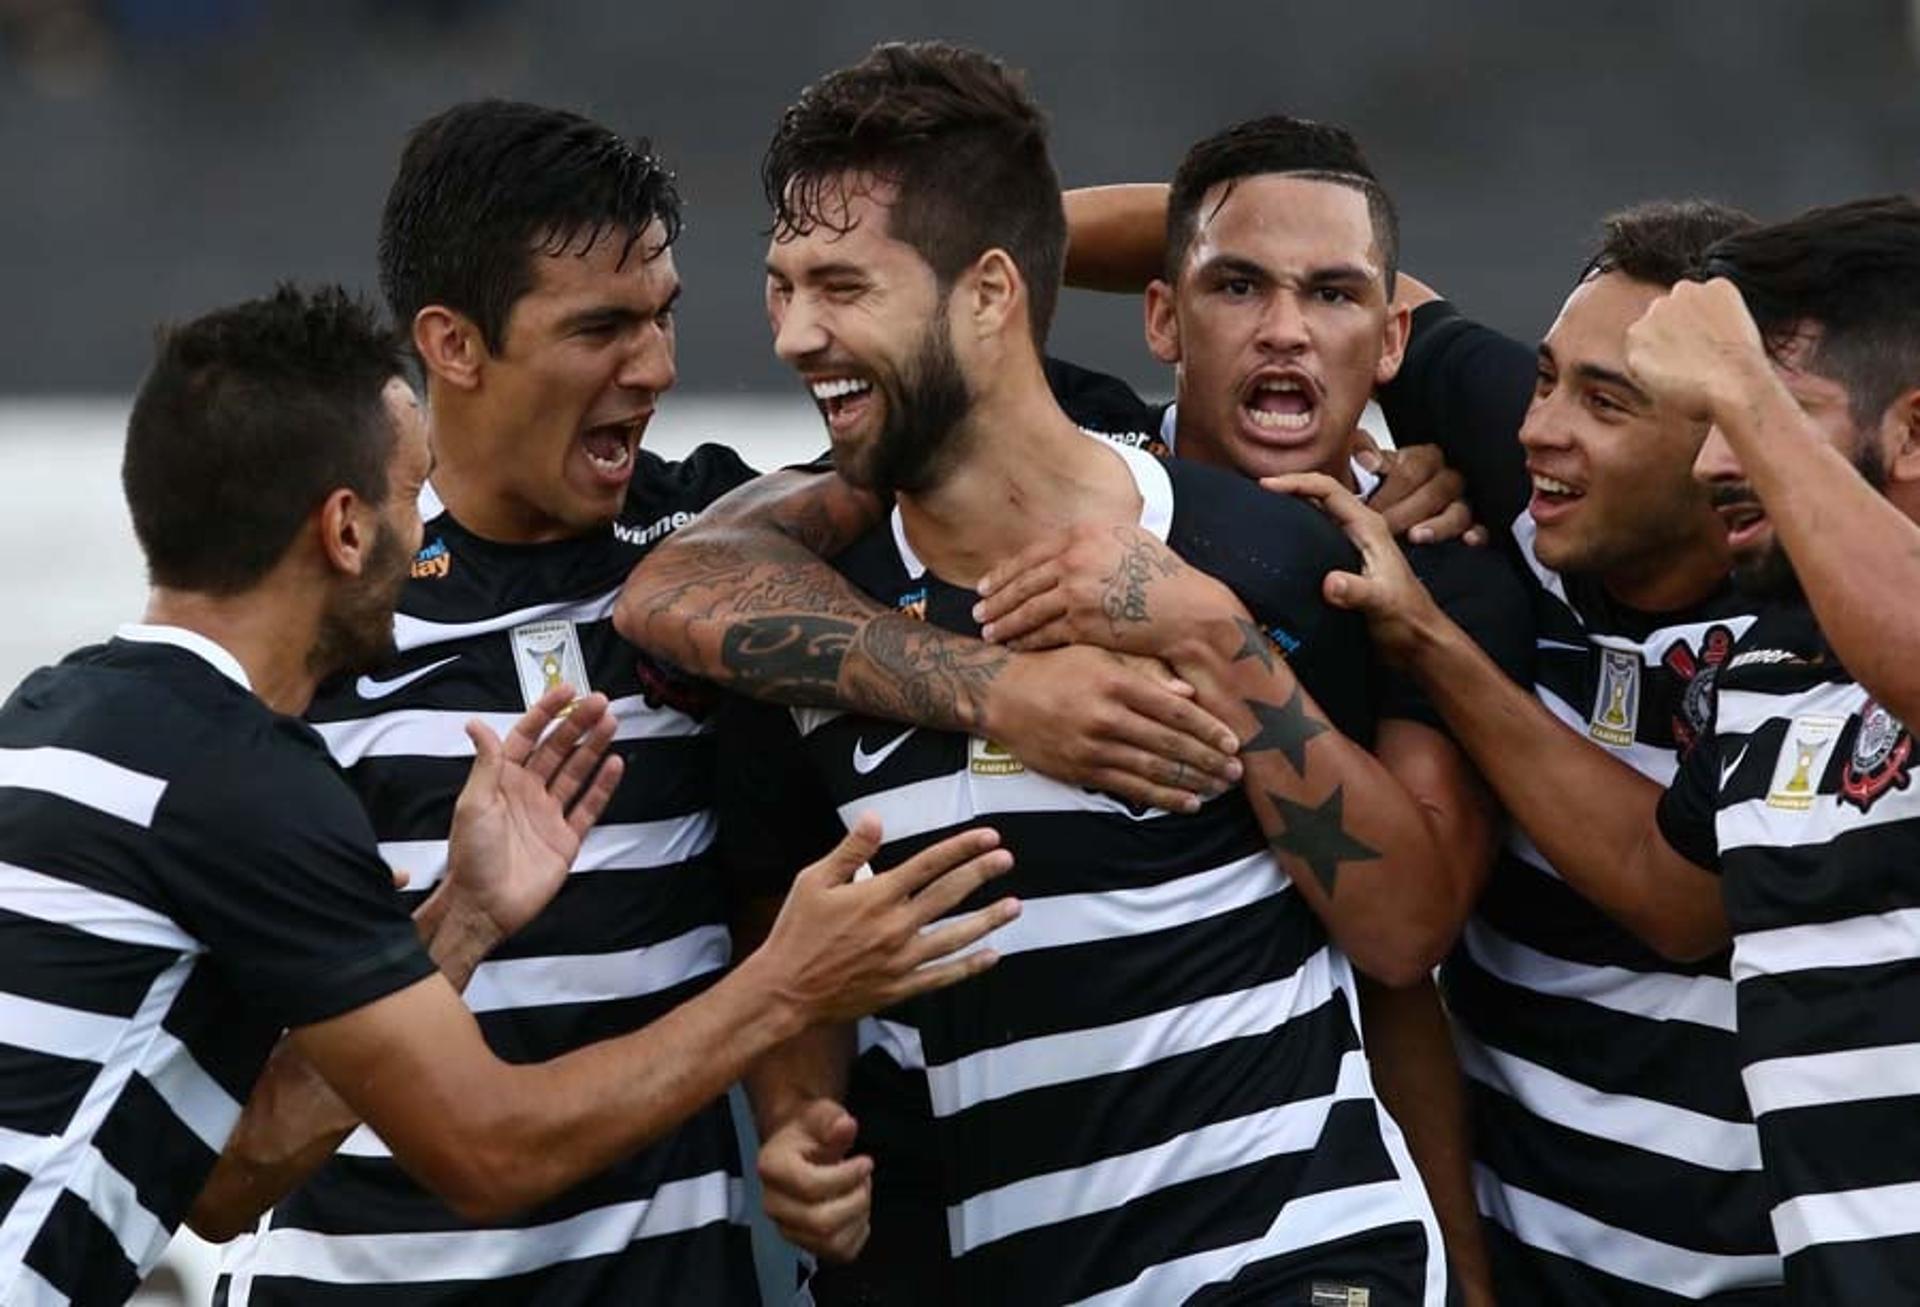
[1167,115,1399,295]
[123,285,406,595]
[379,99,682,356]
[1578,199,1756,287]
[762,41,1066,342]
[1705,195,1920,427]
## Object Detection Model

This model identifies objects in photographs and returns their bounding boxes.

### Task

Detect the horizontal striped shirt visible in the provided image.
[0,627,433,1306]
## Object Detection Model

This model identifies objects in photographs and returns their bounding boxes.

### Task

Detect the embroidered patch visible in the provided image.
[1766,714,1845,810]
[510,619,591,709]
[1310,1284,1370,1307]
[969,735,1024,776]
[1588,648,1641,746]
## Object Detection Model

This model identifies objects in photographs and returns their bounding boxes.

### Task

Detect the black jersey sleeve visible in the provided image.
[1376,301,1536,538]
[155,723,434,1029]
[1655,716,1723,874]
[1164,459,1374,743]
[1381,541,1536,732]
[715,695,846,906]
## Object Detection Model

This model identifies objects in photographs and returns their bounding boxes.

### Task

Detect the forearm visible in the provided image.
[1173,621,1453,985]
[1718,372,1920,723]
[187,886,504,1240]
[1358,977,1494,1307]
[745,1021,856,1139]
[1062,183,1168,292]
[618,483,1008,730]
[1402,614,1726,958]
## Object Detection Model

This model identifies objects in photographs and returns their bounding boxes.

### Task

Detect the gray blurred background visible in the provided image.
[3,0,1918,398]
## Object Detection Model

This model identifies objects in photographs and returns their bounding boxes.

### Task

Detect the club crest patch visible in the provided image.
[1589,648,1642,746]
[969,735,1024,776]
[1841,699,1912,812]
[1662,624,1735,756]
[510,619,590,709]
[1767,714,1845,810]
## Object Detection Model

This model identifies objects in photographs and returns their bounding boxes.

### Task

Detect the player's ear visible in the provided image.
[1886,386,1920,487]
[1376,298,1411,385]
[413,306,486,392]
[962,248,1022,341]
[1145,279,1181,365]
[315,489,375,578]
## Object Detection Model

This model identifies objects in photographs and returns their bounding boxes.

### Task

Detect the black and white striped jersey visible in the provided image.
[745,441,1444,1306]
[0,627,434,1306]
[1658,604,1920,1304]
[1381,302,1784,1304]
[217,445,763,1307]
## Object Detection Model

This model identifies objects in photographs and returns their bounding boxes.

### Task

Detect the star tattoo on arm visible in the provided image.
[1266,786,1380,895]
[1242,687,1329,775]
[1232,617,1277,673]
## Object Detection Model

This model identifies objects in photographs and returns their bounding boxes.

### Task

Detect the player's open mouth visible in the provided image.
[809,375,876,435]
[1718,501,1769,549]
[1528,471,1585,523]
[1241,375,1318,439]
[579,418,642,484]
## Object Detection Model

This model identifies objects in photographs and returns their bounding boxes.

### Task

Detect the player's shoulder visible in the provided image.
[1164,456,1359,575]
[624,441,760,519]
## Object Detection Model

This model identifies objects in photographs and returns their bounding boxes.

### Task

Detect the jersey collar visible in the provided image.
[115,623,253,692]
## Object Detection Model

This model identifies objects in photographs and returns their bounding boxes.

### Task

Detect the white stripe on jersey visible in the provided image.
[1463,918,1736,1030]
[947,1049,1377,1254]
[377,812,716,892]
[0,745,168,829]
[5,1262,71,1306]
[0,861,198,952]
[833,762,1190,843]
[315,693,710,764]
[922,950,1341,1118]
[1474,1165,1782,1297]
[1717,780,1920,853]
[1771,1180,1920,1259]
[1071,1179,1444,1307]
[1533,683,1682,785]
[1458,1039,1759,1172]
[1710,679,1862,736]
[391,590,620,654]
[465,924,729,1014]
[1741,1042,1920,1118]
[232,1171,743,1287]
[69,1144,172,1280]
[137,1022,244,1153]
[1733,907,1920,985]
[0,1125,54,1176]
[0,991,131,1063]
[0,952,195,1288]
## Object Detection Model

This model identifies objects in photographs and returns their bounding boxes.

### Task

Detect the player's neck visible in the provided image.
[141,582,323,716]
[895,375,1142,590]
[425,398,577,545]
[1599,534,1730,614]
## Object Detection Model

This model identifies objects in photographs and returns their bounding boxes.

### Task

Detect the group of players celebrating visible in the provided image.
[2,36,1917,1307]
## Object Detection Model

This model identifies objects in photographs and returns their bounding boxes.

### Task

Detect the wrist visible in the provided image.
[728,949,813,1048]
[425,882,508,959]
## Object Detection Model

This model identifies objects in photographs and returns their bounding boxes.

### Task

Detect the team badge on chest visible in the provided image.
[1841,699,1913,812]
[969,736,1024,776]
[510,620,591,708]
[1588,648,1642,747]
[1766,714,1845,810]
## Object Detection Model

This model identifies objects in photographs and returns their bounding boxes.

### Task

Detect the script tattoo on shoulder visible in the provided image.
[1266,786,1379,895]
[1099,527,1183,632]
[1241,687,1329,774]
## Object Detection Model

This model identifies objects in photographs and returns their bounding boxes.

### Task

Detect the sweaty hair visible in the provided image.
[379,99,682,356]
[1167,115,1399,294]
[1578,199,1756,287]
[124,285,406,595]
[1704,195,1920,427]
[762,41,1066,342]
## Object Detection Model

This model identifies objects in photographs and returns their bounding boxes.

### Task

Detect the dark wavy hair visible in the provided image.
[762,41,1066,342]
[380,99,681,355]
[1167,115,1399,295]
[124,285,405,594]
[1577,199,1755,287]
[1704,194,1920,426]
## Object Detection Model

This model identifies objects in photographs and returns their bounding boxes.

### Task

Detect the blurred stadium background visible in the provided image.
[2,1,1916,1301]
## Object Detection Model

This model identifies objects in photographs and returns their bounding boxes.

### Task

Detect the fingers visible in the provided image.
[800,812,885,889]
[1405,495,1475,546]
[1083,767,1207,815]
[983,592,1072,648]
[1349,425,1385,473]
[794,1098,859,1162]
[1378,465,1469,543]
[975,565,1063,641]
[563,753,626,839]
[904,898,1022,970]
[1463,524,1491,548]
[463,718,505,792]
[1323,568,1381,612]
[1263,473,1390,550]
[883,825,1004,897]
[975,534,1070,601]
[545,701,618,807]
[904,845,1020,923]
[884,945,1003,1003]
[758,1106,873,1262]
[522,692,610,783]
[391,868,412,891]
[1109,672,1243,759]
[499,684,577,766]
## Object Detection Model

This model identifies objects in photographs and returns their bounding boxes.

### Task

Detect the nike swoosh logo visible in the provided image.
[356,655,461,701]
[852,728,916,775]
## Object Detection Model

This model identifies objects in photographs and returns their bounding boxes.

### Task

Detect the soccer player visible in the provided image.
[1307,195,1920,1303]
[0,286,1015,1307]
[208,100,1216,1307]
[1273,202,1795,1304]
[674,41,1456,1305]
